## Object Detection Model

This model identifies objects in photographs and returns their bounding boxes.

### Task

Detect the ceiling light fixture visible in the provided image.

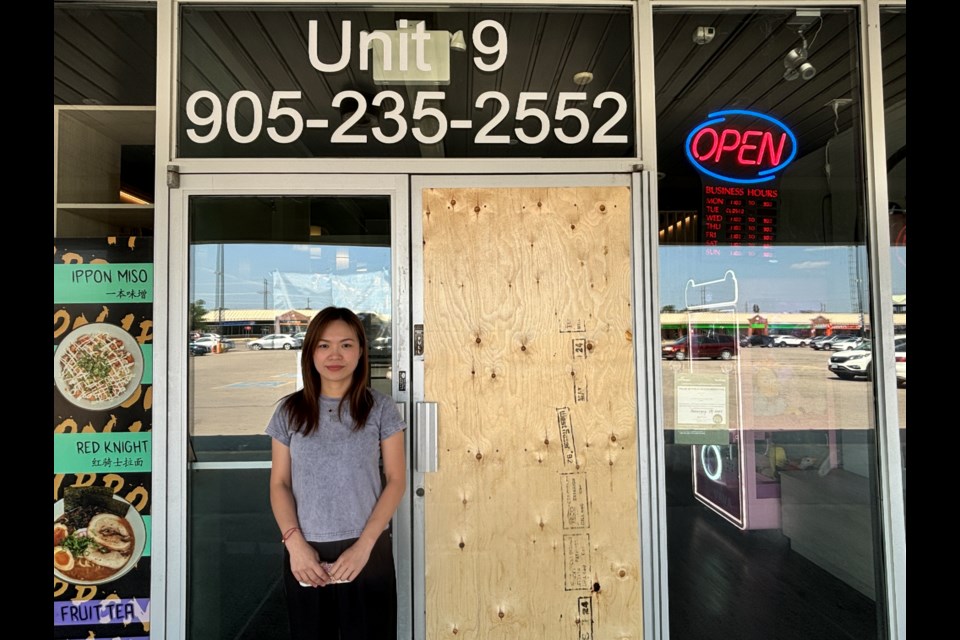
[783,10,823,82]
[783,35,816,81]
[119,190,151,205]
[783,46,808,68]
[573,71,594,86]
[449,30,466,51]
[692,26,715,45]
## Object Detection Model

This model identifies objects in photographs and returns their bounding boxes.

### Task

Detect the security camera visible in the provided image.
[693,26,716,45]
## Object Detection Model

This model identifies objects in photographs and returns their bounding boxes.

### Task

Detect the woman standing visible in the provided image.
[267,307,406,639]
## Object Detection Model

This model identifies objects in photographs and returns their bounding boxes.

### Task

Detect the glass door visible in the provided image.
[165,174,412,639]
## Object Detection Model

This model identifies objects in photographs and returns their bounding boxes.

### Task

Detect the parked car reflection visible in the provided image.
[829,336,866,351]
[895,340,906,387]
[663,334,738,360]
[827,336,906,382]
[192,336,236,351]
[248,333,302,350]
[740,334,775,348]
[828,341,872,380]
[770,334,810,347]
[189,342,210,356]
[812,335,847,350]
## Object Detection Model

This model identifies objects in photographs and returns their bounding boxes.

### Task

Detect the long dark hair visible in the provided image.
[280,307,374,435]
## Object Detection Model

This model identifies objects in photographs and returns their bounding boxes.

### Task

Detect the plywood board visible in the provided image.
[422,186,642,639]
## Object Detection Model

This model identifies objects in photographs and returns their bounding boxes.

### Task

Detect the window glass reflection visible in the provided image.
[186,195,391,638]
[655,8,883,638]
[54,2,157,106]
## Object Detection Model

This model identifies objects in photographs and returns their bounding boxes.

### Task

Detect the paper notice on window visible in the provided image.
[675,373,729,444]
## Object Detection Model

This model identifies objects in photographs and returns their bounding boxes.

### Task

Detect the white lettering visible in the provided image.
[309,20,432,74]
[410,21,432,71]
[308,20,351,73]
[359,30,390,71]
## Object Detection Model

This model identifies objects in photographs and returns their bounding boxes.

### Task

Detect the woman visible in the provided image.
[267,307,406,639]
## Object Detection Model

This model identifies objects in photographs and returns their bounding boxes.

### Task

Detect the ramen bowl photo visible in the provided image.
[53,486,146,586]
[54,323,144,411]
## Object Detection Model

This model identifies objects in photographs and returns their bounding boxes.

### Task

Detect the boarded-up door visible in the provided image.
[420,184,642,639]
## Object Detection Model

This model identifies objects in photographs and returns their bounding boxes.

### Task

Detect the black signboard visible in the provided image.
[178,6,635,159]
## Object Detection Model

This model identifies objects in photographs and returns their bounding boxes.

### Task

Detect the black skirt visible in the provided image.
[282,529,397,640]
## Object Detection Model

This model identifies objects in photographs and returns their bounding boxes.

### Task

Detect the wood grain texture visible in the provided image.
[422,186,641,639]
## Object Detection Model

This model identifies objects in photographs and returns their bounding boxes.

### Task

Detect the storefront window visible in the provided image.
[654,8,885,638]
[54,2,157,238]
[54,2,157,106]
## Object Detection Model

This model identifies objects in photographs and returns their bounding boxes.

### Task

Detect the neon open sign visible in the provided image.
[686,110,797,184]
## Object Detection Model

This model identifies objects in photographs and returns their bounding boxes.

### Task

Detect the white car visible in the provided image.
[894,341,906,387]
[248,334,302,350]
[192,336,219,350]
[770,334,807,347]
[811,334,843,350]
[830,336,866,351]
[191,336,235,351]
[828,341,872,380]
[828,339,906,383]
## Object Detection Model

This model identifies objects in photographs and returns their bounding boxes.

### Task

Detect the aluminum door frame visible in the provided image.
[160,173,414,639]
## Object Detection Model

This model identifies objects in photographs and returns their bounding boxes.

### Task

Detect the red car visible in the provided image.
[662,334,738,360]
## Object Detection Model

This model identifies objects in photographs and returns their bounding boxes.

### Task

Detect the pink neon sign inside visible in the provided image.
[690,128,788,167]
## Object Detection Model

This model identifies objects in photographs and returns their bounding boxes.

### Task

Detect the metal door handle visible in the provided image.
[415,401,438,473]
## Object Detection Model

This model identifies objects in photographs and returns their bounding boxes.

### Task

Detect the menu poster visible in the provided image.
[53,237,152,640]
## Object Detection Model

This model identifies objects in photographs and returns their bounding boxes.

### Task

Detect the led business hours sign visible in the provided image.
[183,19,629,149]
[685,110,789,255]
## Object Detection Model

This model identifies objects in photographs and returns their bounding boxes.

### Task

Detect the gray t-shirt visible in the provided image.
[266,388,405,543]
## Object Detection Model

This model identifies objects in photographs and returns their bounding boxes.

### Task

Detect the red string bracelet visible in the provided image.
[281,527,301,543]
